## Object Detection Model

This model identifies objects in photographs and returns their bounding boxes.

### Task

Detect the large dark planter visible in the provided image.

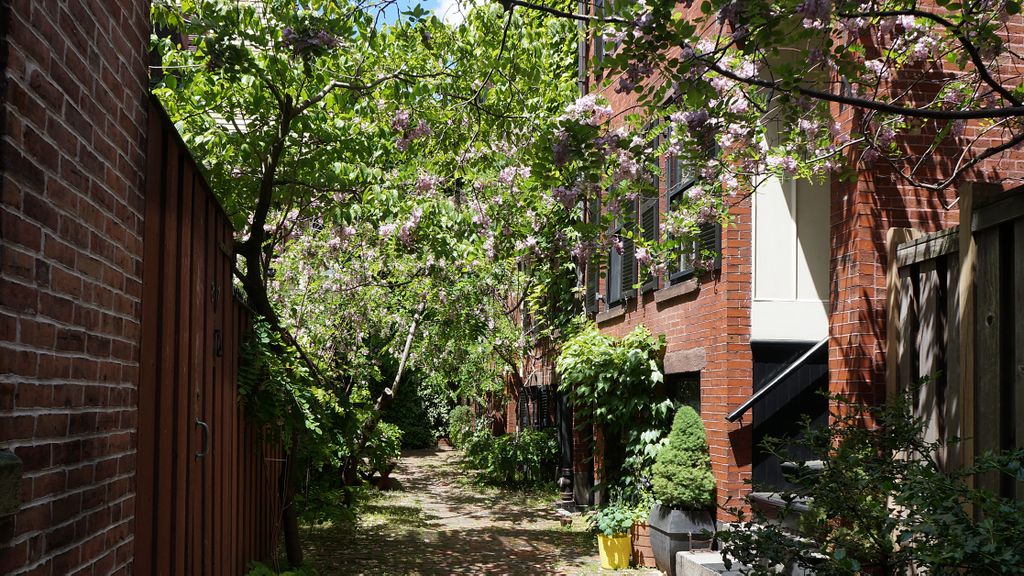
[648,503,715,576]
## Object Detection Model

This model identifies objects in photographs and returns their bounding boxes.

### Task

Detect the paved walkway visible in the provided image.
[297,447,660,575]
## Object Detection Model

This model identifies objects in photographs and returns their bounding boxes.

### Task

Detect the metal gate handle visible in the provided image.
[195,418,210,460]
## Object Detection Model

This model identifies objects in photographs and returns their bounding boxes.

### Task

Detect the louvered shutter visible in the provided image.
[585,195,601,314]
[620,233,635,300]
[640,194,659,292]
[536,387,551,428]
[517,393,530,430]
[585,259,599,315]
[698,222,722,270]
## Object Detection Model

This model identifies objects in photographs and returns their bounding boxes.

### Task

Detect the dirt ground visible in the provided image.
[294,447,661,575]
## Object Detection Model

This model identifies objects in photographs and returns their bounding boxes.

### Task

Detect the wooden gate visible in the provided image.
[889,226,962,470]
[889,184,1024,498]
[136,97,283,575]
[971,192,1024,499]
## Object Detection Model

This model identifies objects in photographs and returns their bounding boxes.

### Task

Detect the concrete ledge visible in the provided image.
[676,551,745,576]
[595,305,626,324]
[655,278,699,304]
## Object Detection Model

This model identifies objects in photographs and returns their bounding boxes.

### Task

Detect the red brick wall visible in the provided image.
[585,24,756,514]
[590,195,754,514]
[0,1,150,574]
[824,32,1024,409]
[583,5,1024,515]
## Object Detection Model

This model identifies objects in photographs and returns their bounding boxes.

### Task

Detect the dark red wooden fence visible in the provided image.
[136,97,283,575]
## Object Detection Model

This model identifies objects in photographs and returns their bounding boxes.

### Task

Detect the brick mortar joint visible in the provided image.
[7,511,136,572]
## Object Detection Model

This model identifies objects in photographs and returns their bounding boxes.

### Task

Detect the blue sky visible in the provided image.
[377,0,478,26]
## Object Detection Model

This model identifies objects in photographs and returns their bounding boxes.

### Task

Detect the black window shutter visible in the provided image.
[585,256,599,314]
[517,393,530,429]
[698,222,722,270]
[537,387,551,428]
[640,194,659,292]
[585,194,601,314]
[620,233,635,300]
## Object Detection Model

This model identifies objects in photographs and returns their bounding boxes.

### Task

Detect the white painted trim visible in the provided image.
[751,300,829,341]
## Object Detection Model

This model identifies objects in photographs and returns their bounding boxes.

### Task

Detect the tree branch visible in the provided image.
[838,8,1022,107]
[699,57,1024,120]
[500,0,627,23]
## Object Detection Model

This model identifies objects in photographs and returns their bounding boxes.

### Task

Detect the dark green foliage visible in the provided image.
[557,321,673,507]
[590,501,636,537]
[650,406,715,510]
[460,429,558,488]
[373,372,454,449]
[719,387,1024,575]
[364,421,402,476]
[447,405,475,448]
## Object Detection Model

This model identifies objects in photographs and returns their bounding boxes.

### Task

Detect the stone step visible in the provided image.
[676,550,817,576]
[675,551,746,576]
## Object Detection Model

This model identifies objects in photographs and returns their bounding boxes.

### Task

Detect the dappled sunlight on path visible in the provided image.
[298,447,658,575]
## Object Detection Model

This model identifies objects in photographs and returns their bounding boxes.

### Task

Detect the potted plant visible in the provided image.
[591,502,635,569]
[648,406,717,576]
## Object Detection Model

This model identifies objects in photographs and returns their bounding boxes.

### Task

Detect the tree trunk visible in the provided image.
[342,300,427,482]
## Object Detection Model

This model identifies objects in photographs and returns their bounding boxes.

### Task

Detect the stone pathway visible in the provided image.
[296,447,661,575]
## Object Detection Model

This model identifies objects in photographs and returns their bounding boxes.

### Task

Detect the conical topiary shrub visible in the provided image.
[651,406,715,509]
[648,406,716,575]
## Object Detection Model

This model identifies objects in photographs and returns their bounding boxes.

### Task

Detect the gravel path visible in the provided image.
[296,447,660,575]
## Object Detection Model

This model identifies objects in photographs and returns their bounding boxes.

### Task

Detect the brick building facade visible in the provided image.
[573,3,1022,516]
[1,1,150,573]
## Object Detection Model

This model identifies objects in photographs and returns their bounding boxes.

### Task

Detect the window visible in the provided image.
[664,143,721,284]
[639,128,660,292]
[517,386,555,430]
[591,0,625,77]
[605,215,636,308]
[667,372,701,414]
[592,0,605,68]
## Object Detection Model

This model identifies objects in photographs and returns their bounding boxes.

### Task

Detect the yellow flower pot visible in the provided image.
[598,533,632,569]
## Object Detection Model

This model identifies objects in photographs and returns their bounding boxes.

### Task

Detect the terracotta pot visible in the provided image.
[630,521,658,568]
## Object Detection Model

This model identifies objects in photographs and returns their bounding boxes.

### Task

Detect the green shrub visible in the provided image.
[719,388,1024,575]
[461,429,558,488]
[462,428,495,467]
[590,501,636,537]
[376,376,451,449]
[365,421,403,475]
[557,321,673,507]
[651,406,715,509]
[448,405,475,448]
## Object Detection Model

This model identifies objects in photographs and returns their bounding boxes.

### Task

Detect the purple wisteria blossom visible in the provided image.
[391,109,410,131]
[378,223,397,237]
[552,186,579,209]
[611,235,624,255]
[636,247,652,266]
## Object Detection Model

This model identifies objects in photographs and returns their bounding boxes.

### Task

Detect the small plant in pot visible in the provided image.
[590,502,635,570]
[648,406,716,576]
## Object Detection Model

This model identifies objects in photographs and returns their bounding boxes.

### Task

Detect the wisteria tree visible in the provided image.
[152,0,583,563]
[508,0,1024,277]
